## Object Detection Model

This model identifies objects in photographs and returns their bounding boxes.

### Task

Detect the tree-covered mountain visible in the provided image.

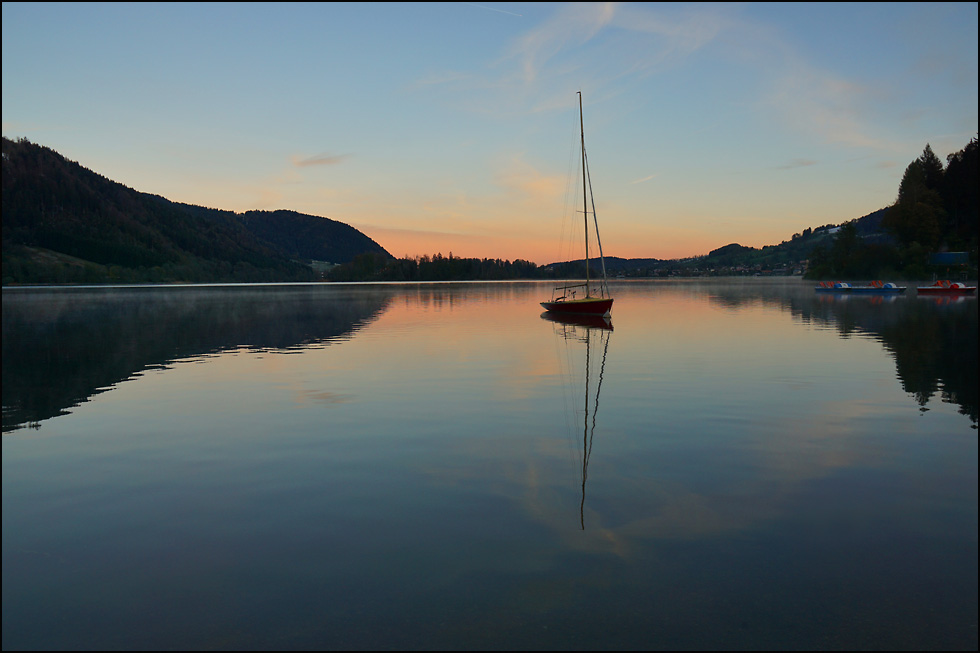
[2,137,391,284]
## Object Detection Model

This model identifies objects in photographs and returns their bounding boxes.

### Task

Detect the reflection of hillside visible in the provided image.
[2,285,392,432]
[705,285,977,424]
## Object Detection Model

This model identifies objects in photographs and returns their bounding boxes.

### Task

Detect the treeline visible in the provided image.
[808,137,978,279]
[327,252,546,282]
[1,249,316,285]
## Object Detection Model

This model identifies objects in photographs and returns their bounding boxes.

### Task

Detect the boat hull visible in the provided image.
[816,281,906,294]
[917,281,976,294]
[917,287,976,294]
[540,297,613,316]
[850,287,906,294]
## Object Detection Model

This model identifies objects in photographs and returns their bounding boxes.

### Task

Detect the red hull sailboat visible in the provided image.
[542,92,613,318]
[541,294,614,315]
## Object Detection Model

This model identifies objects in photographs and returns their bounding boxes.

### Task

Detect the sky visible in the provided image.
[2,2,977,264]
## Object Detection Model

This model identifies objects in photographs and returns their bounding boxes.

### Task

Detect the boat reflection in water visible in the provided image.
[541,311,612,529]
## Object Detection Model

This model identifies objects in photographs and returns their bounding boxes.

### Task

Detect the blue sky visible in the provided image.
[3,2,977,263]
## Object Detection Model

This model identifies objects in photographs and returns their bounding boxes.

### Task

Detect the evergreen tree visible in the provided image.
[943,135,979,248]
[918,143,945,192]
[883,145,946,251]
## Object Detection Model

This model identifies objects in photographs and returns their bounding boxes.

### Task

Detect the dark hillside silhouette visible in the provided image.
[2,137,390,283]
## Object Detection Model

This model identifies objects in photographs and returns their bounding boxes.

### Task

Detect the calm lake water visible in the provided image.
[3,279,977,651]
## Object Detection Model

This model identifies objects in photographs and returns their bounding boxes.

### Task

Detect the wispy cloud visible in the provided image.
[774,159,817,170]
[412,3,738,120]
[439,2,744,119]
[732,17,907,155]
[506,2,616,85]
[507,3,730,86]
[501,3,907,155]
[462,3,523,18]
[493,152,566,205]
[413,70,473,88]
[291,152,351,167]
[630,174,657,184]
[764,65,892,150]
[610,3,733,68]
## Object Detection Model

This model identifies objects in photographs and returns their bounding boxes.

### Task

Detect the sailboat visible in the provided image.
[541,92,614,317]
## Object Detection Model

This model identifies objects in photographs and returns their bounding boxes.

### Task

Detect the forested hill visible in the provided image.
[1,137,392,284]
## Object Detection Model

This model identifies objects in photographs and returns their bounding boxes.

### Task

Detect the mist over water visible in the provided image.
[3,279,977,650]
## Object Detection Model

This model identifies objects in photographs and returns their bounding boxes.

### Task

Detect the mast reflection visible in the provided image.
[541,311,612,529]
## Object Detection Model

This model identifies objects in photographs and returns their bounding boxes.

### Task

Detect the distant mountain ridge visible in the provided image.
[2,137,391,284]
[547,207,893,276]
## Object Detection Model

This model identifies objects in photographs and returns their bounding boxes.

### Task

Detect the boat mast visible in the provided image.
[584,150,609,297]
[579,91,590,297]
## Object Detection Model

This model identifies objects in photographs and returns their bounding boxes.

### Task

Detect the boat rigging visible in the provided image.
[541,92,613,317]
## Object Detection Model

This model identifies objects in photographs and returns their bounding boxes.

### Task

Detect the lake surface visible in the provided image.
[3,279,977,650]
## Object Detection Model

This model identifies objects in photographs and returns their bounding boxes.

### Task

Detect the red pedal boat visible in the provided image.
[916,280,976,295]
